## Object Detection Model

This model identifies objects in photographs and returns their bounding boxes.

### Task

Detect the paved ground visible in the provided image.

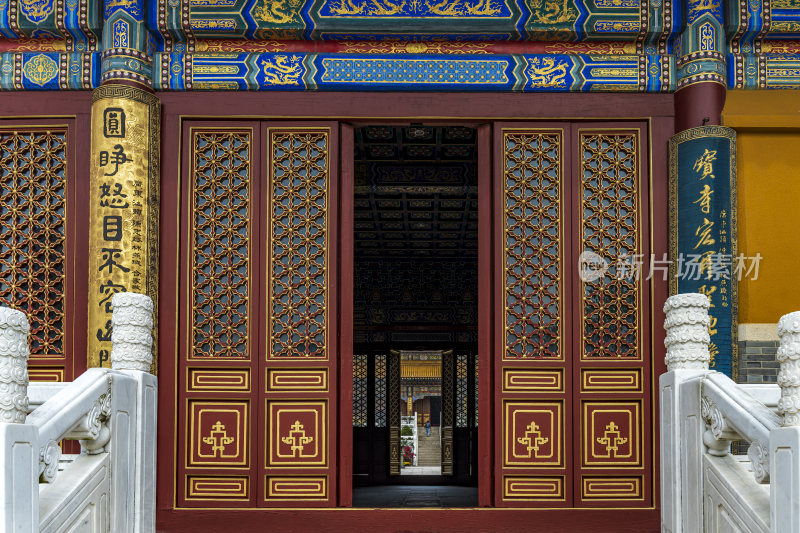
[352,485,478,508]
[400,466,441,475]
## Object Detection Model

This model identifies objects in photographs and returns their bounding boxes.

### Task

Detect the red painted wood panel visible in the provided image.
[337,123,354,507]
[493,122,654,508]
[173,120,340,508]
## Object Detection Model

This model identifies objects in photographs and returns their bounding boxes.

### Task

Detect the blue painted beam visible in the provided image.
[152,51,676,92]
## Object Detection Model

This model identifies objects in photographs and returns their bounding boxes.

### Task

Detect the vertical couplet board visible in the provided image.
[88,86,160,370]
[494,122,652,508]
[177,121,339,508]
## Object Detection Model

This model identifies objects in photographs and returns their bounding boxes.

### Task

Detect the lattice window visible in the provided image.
[474,355,478,427]
[503,131,562,359]
[0,130,66,357]
[374,353,386,427]
[580,132,640,359]
[269,131,328,358]
[456,353,468,427]
[191,131,251,358]
[353,354,368,427]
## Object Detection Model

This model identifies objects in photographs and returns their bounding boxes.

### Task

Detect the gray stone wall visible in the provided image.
[738,339,780,384]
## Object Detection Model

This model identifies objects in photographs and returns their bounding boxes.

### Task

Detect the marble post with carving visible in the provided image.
[0,306,38,530]
[771,311,800,532]
[0,307,30,424]
[777,311,800,427]
[111,291,158,533]
[111,292,154,372]
[660,293,712,532]
[664,292,711,371]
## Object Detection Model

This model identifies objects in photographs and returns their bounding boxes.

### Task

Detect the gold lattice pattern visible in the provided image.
[375,353,387,427]
[0,130,66,357]
[191,132,251,358]
[503,132,562,359]
[580,132,639,358]
[353,354,368,427]
[269,131,328,358]
[456,353,468,427]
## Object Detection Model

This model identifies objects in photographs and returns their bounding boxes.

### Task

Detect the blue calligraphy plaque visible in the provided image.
[669,126,738,377]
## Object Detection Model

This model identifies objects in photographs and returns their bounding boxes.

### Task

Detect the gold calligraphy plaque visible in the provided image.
[87,85,160,369]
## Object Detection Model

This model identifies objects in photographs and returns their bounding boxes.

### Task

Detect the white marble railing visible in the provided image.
[661,294,800,533]
[400,414,418,466]
[0,293,157,533]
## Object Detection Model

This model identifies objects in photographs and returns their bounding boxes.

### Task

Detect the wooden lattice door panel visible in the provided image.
[388,349,400,475]
[493,123,651,508]
[0,123,84,383]
[494,125,574,507]
[177,123,262,508]
[441,349,454,476]
[260,123,339,507]
[177,122,339,508]
[572,126,651,507]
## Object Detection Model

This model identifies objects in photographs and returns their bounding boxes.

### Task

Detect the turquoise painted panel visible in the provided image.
[729,53,800,90]
[0,0,101,51]
[0,52,99,89]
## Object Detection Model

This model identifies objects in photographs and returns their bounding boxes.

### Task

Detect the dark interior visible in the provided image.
[351,125,479,506]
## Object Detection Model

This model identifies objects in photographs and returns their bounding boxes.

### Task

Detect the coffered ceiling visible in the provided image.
[354,125,478,259]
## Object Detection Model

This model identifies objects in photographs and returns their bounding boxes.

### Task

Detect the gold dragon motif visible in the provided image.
[687,0,718,19]
[528,0,577,24]
[526,56,569,88]
[261,55,304,85]
[427,0,502,15]
[327,0,501,15]
[328,0,404,15]
[253,0,302,24]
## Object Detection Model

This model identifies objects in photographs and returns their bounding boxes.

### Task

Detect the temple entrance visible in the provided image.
[166,112,659,513]
[351,125,479,505]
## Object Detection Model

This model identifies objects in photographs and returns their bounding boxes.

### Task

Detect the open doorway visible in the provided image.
[351,125,479,507]
[399,349,444,476]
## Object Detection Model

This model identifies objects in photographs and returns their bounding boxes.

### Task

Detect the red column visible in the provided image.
[675,82,727,132]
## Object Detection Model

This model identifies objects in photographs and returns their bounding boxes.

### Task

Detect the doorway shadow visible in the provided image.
[353,485,478,508]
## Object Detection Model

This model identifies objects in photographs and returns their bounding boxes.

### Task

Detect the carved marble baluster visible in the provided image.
[663,293,711,371]
[0,307,30,424]
[772,311,800,533]
[110,292,154,372]
[778,311,800,427]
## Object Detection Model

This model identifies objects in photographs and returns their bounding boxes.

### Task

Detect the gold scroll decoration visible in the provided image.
[88,84,160,369]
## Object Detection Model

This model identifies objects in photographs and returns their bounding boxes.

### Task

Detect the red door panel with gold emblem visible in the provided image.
[176,121,339,508]
[494,122,651,508]
[571,124,651,506]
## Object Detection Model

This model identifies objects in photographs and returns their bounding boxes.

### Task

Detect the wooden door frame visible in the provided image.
[157,91,672,527]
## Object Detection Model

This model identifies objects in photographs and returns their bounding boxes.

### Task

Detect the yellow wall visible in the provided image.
[733,130,800,322]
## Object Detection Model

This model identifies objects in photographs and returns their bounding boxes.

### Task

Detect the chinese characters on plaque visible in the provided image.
[88,89,159,369]
[669,126,738,377]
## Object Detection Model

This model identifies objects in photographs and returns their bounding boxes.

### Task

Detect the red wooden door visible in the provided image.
[493,122,652,508]
[176,121,340,508]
